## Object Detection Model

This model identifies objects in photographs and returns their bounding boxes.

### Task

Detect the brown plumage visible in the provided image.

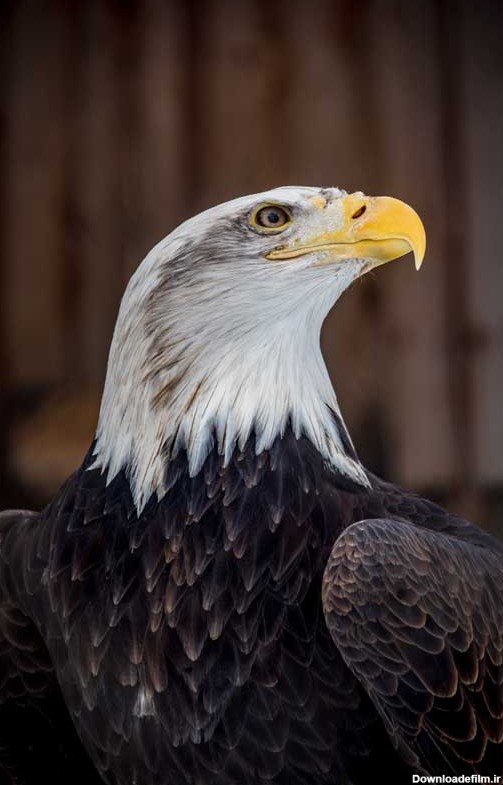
[323,516,503,775]
[1,435,503,784]
[1,186,500,783]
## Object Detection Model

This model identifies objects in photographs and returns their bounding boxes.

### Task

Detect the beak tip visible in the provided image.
[414,243,426,271]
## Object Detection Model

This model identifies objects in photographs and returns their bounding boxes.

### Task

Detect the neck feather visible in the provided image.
[91,249,369,512]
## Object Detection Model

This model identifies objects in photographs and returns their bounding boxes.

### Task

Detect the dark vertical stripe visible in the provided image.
[436,0,481,518]
[59,4,84,382]
[181,0,207,213]
[0,0,14,383]
[0,1,15,503]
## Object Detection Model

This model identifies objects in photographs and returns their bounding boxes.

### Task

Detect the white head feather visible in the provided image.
[92,186,371,511]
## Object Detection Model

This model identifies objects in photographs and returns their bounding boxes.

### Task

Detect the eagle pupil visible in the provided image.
[253,204,290,229]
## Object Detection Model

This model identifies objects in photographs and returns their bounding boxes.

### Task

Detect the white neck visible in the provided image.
[91,236,369,512]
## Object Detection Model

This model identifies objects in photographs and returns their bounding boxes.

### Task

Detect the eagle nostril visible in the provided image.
[351,205,366,219]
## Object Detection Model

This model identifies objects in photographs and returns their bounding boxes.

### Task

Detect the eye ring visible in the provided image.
[251,204,292,232]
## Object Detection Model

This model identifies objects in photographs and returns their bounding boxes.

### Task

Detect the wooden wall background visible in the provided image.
[1,0,503,535]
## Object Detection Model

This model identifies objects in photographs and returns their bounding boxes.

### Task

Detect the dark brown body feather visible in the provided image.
[0,429,502,784]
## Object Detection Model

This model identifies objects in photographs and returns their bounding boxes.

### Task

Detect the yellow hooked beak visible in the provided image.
[266,193,426,271]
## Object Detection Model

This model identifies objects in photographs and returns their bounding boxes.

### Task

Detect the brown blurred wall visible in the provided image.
[1,0,503,535]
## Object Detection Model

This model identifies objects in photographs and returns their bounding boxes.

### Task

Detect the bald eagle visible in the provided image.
[1,187,502,785]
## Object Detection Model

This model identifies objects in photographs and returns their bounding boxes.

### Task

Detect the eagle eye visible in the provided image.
[251,205,291,232]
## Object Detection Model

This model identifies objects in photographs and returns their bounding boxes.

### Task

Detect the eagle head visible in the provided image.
[92,186,425,511]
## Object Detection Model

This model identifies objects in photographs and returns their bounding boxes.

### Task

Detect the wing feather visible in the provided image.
[0,509,103,784]
[322,517,503,775]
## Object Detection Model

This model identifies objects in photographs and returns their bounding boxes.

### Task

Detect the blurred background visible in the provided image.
[1,0,502,536]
